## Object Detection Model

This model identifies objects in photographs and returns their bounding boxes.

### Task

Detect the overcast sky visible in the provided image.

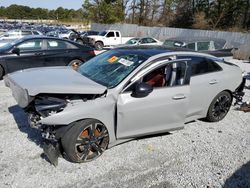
[0,0,83,10]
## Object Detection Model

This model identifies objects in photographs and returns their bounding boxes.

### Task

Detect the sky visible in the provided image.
[0,0,83,10]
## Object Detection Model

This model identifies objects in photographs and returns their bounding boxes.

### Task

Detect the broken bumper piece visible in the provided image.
[43,141,61,166]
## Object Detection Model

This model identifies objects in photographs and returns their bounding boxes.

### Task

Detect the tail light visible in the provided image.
[88,50,95,56]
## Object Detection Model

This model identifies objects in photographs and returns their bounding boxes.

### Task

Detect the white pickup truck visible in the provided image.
[87,30,132,50]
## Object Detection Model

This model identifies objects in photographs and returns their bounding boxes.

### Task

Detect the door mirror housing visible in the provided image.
[12,47,20,56]
[132,82,153,98]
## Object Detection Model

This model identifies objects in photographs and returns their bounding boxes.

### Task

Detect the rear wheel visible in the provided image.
[0,65,4,80]
[62,119,109,163]
[206,91,232,122]
[68,59,83,70]
[95,41,104,50]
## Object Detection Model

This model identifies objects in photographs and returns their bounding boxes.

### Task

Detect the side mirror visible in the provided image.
[12,47,20,56]
[132,82,153,98]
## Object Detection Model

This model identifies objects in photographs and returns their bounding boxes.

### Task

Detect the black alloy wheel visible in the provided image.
[206,91,232,122]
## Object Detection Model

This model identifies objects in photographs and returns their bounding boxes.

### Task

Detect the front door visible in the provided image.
[116,61,191,139]
[5,39,46,73]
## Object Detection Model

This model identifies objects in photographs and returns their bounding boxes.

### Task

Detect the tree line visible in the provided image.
[0,1,249,31]
[0,4,84,22]
[83,0,250,31]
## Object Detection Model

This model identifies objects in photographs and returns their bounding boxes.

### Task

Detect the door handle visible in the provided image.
[209,79,218,85]
[172,94,186,100]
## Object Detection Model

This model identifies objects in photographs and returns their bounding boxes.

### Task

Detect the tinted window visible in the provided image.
[197,41,210,51]
[107,32,115,37]
[190,57,222,76]
[47,40,77,50]
[17,39,43,51]
[33,31,40,35]
[214,41,225,50]
[22,31,33,35]
[116,32,120,37]
[140,38,157,44]
[186,43,195,50]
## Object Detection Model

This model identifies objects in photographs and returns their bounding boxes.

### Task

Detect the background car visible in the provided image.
[0,36,95,79]
[4,46,244,165]
[125,37,163,46]
[0,29,43,47]
[163,37,235,57]
[0,29,43,40]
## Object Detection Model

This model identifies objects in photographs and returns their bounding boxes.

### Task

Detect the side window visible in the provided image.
[47,40,77,50]
[140,38,148,44]
[21,31,32,36]
[197,41,210,51]
[17,39,43,52]
[186,43,195,50]
[116,32,120,37]
[147,38,157,43]
[214,41,225,50]
[142,61,187,88]
[32,31,40,35]
[190,57,222,76]
[106,32,115,37]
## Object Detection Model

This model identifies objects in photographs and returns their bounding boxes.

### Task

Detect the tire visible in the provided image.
[95,41,104,50]
[61,119,109,163]
[0,65,4,80]
[76,39,84,45]
[206,91,232,122]
[68,59,83,70]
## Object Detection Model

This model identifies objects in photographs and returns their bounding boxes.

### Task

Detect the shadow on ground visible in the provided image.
[223,161,250,188]
[8,105,43,148]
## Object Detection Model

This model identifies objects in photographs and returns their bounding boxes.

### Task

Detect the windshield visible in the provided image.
[0,38,22,51]
[126,38,139,45]
[98,31,107,36]
[78,50,148,88]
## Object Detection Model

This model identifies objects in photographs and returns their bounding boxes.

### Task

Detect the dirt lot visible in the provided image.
[0,59,250,188]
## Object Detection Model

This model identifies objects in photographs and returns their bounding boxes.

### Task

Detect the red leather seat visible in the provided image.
[146,73,166,87]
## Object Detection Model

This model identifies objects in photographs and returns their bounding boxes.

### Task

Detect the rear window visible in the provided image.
[197,42,210,51]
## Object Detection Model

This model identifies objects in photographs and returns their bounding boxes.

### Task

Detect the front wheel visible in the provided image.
[95,41,104,50]
[68,59,83,70]
[61,119,109,163]
[206,91,232,122]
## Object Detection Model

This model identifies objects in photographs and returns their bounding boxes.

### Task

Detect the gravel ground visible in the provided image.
[0,60,250,188]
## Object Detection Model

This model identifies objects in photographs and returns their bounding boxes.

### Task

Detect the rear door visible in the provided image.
[182,56,224,121]
[4,38,46,73]
[43,39,80,66]
[116,60,191,139]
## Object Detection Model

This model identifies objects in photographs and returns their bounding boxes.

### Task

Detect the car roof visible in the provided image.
[114,45,219,61]
[165,37,226,43]
[115,45,191,56]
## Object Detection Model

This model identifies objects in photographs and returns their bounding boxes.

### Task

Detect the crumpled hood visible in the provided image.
[4,66,107,96]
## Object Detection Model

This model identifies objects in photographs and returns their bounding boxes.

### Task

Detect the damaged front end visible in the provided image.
[233,76,246,105]
[25,94,104,166]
